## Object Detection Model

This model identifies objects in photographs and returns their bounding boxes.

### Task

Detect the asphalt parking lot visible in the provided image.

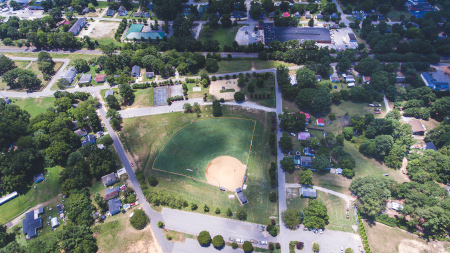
[330,28,358,51]
[153,86,169,106]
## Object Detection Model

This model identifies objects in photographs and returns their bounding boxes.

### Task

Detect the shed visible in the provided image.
[74,129,88,137]
[425,142,437,151]
[4,97,11,104]
[345,75,355,82]
[409,120,425,135]
[330,74,339,82]
[51,217,59,228]
[108,198,122,215]
[131,65,140,77]
[235,187,248,204]
[33,173,45,183]
[316,75,321,81]
[301,187,317,198]
[363,76,370,84]
[305,11,311,19]
[79,74,92,84]
[142,12,150,18]
[316,118,325,126]
[303,147,315,156]
[146,72,154,78]
[348,33,357,42]
[81,135,96,146]
[300,156,312,167]
[298,132,311,141]
[104,89,114,99]
[102,172,118,187]
[56,204,63,214]
[92,212,99,219]
[316,14,323,19]
[0,191,18,206]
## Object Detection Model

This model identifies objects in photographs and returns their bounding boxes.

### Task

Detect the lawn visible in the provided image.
[240,73,276,108]
[120,106,278,224]
[101,87,154,109]
[153,118,255,181]
[4,53,99,62]
[199,60,297,75]
[0,166,63,225]
[95,1,108,9]
[92,210,162,253]
[318,191,355,233]
[385,10,413,21]
[95,37,122,47]
[10,97,56,118]
[198,25,243,49]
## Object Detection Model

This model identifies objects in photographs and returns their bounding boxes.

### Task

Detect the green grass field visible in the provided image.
[11,97,56,118]
[120,106,278,224]
[318,191,356,233]
[101,87,153,109]
[153,118,255,181]
[199,60,297,75]
[0,166,62,224]
[198,25,243,49]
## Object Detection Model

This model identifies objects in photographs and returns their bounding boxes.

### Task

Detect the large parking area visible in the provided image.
[329,28,358,51]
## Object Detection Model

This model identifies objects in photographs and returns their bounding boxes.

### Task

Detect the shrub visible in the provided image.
[215,207,220,214]
[243,241,253,252]
[157,221,164,228]
[212,235,225,249]
[148,176,158,187]
[97,135,113,145]
[236,208,247,220]
[269,243,274,250]
[130,209,149,230]
[197,231,211,246]
[234,92,245,102]
[231,242,238,249]
[219,98,225,103]
[204,204,210,212]
[211,76,217,81]
[269,191,277,202]
[191,203,198,211]
[276,243,280,249]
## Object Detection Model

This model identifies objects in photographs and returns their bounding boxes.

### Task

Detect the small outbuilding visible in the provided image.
[298,132,311,141]
[51,217,59,228]
[301,187,317,198]
[348,33,357,42]
[425,142,438,151]
[33,173,45,183]
[236,187,248,204]
[74,129,88,137]
[316,118,325,126]
[81,135,96,146]
[56,204,63,214]
[146,72,155,78]
[303,147,315,156]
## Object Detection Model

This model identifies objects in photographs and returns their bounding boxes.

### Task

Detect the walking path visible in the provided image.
[285,184,355,203]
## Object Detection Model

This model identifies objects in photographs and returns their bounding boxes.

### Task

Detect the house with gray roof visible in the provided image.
[104,187,120,200]
[68,18,86,36]
[300,156,312,167]
[81,135,96,146]
[61,66,77,84]
[79,74,92,84]
[300,187,316,198]
[104,90,114,99]
[425,142,438,151]
[108,198,122,215]
[131,65,140,77]
[102,172,118,187]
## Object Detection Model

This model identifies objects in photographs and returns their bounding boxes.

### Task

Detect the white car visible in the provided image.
[235,239,243,243]
[290,133,296,137]
[259,241,268,245]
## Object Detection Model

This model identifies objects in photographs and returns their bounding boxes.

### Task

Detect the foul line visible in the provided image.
[152,117,257,188]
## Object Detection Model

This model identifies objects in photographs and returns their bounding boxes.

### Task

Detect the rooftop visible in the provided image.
[102,172,117,186]
[409,120,425,133]
[263,23,331,45]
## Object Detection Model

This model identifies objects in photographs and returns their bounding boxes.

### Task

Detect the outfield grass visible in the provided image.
[153,118,255,181]
[0,166,62,224]
[120,105,278,224]
[11,97,56,118]
[198,25,243,49]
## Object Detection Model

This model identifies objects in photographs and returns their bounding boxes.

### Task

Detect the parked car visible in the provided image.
[250,239,258,244]
[290,132,296,137]
[235,239,243,243]
[319,229,323,234]
[368,104,375,107]
[259,241,268,245]
[383,173,389,176]
[228,237,235,242]
[130,163,134,167]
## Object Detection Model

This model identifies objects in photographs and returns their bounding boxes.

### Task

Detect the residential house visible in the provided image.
[143,12,150,18]
[118,6,127,16]
[363,75,370,84]
[79,74,92,84]
[330,74,339,82]
[300,156,312,167]
[50,217,59,228]
[425,142,438,151]
[28,6,44,10]
[95,74,106,83]
[316,14,323,19]
[378,14,385,20]
[300,187,316,198]
[33,173,45,183]
[74,129,88,137]
[330,13,338,19]
[68,18,86,35]
[348,33,357,42]
[101,172,118,187]
[131,65,140,77]
[298,132,311,141]
[305,11,311,19]
[82,7,89,14]
[22,208,43,239]
[293,11,301,18]
[4,97,11,104]
[316,118,325,126]
[147,2,153,10]
[392,202,404,211]
[290,75,297,86]
[133,11,142,17]
[146,72,154,78]
[345,75,355,83]
[106,9,115,16]
[316,75,321,82]
[81,135,96,146]
[300,111,310,122]
[409,120,425,135]
[421,72,449,90]
[108,198,122,215]
[396,76,405,83]
[303,147,315,156]
[104,89,114,99]
[104,186,120,200]
[62,66,77,84]
[232,11,246,18]
[236,187,248,204]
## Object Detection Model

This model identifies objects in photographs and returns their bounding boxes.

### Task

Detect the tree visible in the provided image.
[0,104,30,150]
[280,156,295,173]
[236,207,247,220]
[282,209,300,229]
[308,18,314,27]
[183,103,193,113]
[212,100,222,117]
[46,141,72,165]
[130,209,149,229]
[313,243,320,253]
[279,132,293,153]
[101,43,116,56]
[0,55,16,75]
[299,170,313,185]
[94,193,108,213]
[296,68,317,89]
[249,4,263,19]
[221,14,232,28]
[73,59,88,73]
[243,241,253,252]
[65,189,94,226]
[119,84,135,104]
[304,199,329,229]
[197,231,211,246]
[157,221,164,228]
[269,191,277,202]
[311,86,332,114]
[311,154,329,173]
[205,58,219,73]
[226,208,233,217]
[0,225,14,248]
[234,92,245,102]
[212,235,225,249]
[49,8,62,20]
[58,225,98,253]
[278,111,306,133]
[355,57,382,76]
[375,135,394,158]
[106,95,121,110]
[345,248,354,253]
[336,57,352,73]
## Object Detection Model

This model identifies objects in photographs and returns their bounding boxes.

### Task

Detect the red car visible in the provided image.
[130,163,134,167]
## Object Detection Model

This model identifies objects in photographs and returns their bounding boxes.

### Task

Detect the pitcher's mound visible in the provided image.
[205,156,246,192]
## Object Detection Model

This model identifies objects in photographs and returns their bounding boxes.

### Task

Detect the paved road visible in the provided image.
[173,238,245,253]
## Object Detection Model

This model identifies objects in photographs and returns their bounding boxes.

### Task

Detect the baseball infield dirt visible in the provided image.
[205,156,246,192]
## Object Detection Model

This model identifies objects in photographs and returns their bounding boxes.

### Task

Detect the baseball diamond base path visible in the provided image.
[205,156,246,192]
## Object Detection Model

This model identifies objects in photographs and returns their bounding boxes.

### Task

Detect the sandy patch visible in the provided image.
[209,79,240,101]
[80,21,119,39]
[398,239,434,253]
[205,156,246,192]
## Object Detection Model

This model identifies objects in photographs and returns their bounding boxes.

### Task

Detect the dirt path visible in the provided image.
[250,60,256,71]
[5,194,62,228]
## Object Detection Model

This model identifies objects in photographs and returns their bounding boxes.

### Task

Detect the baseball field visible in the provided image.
[153,118,255,191]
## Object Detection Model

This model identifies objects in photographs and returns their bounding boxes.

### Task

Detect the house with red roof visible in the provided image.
[363,75,370,84]
[300,111,310,122]
[95,74,107,83]
[316,118,325,126]
[282,12,290,17]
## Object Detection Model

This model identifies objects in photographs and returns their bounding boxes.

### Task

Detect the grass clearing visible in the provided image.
[0,166,63,224]
[93,210,163,253]
[200,60,297,75]
[318,191,355,233]
[120,105,278,224]
[101,87,153,109]
[4,53,99,62]
[386,10,413,21]
[198,25,243,48]
[11,97,56,118]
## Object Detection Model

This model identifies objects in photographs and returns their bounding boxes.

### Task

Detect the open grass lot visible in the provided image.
[153,118,255,181]
[318,192,356,233]
[0,166,62,224]
[4,53,99,63]
[92,210,163,253]
[120,105,278,224]
[240,73,276,108]
[386,10,413,21]
[11,97,56,118]
[199,60,297,75]
[0,60,30,89]
[198,25,243,49]
[101,87,154,109]
[363,220,450,253]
